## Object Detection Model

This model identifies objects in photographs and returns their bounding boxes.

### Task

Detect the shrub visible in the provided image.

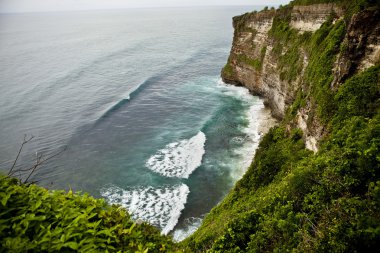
[0,175,177,252]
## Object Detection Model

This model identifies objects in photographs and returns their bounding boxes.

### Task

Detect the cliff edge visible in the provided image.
[222,1,379,151]
[184,1,379,252]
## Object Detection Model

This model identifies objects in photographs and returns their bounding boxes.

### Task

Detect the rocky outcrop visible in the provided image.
[222,10,284,119]
[332,8,380,88]
[290,4,344,32]
[222,3,380,152]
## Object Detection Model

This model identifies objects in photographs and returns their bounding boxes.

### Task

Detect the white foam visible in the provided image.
[145,131,206,178]
[173,217,203,242]
[217,78,254,99]
[100,184,189,235]
[217,78,274,180]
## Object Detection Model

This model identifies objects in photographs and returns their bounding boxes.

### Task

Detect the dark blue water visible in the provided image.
[0,6,269,239]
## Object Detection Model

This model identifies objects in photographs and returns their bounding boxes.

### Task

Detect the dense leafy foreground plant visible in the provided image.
[0,175,178,252]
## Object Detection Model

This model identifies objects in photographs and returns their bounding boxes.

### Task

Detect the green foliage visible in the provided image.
[334,65,380,123]
[237,54,263,71]
[210,211,261,253]
[288,89,307,118]
[305,19,346,122]
[233,13,256,32]
[269,7,312,83]
[222,61,234,78]
[185,64,380,252]
[290,0,370,7]
[271,13,347,123]
[187,2,380,252]
[260,46,267,59]
[0,176,177,252]
[237,127,310,190]
[268,7,293,43]
[235,46,266,71]
[2,2,379,253]
[290,0,377,21]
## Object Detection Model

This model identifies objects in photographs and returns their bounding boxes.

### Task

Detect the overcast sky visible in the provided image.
[0,0,291,13]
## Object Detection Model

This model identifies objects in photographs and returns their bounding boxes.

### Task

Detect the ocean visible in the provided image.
[0,6,270,240]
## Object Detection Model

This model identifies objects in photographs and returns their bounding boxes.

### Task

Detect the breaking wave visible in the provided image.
[173,217,203,242]
[98,76,157,120]
[100,184,190,235]
[146,131,206,178]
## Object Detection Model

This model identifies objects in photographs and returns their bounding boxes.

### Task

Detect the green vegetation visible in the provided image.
[235,47,266,72]
[222,57,235,79]
[237,54,263,71]
[268,8,347,122]
[0,175,177,252]
[268,6,312,83]
[185,64,380,252]
[305,19,346,123]
[291,0,371,7]
[290,0,377,21]
[2,1,379,252]
[185,0,380,250]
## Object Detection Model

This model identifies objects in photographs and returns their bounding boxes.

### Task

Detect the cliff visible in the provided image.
[221,1,379,151]
[184,1,380,252]
[1,2,379,252]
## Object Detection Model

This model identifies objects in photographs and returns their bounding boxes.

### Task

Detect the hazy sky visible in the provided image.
[0,0,291,13]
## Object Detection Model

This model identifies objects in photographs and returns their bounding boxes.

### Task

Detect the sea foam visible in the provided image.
[217,78,273,180]
[146,131,206,178]
[100,184,189,235]
[173,217,203,242]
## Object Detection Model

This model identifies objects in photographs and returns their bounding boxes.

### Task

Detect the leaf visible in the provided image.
[128,223,136,234]
[63,241,78,250]
[35,199,42,210]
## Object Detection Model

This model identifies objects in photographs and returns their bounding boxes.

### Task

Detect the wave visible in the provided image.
[145,131,206,179]
[217,78,272,179]
[100,183,189,235]
[31,43,145,98]
[98,76,157,120]
[173,217,203,242]
[95,48,212,123]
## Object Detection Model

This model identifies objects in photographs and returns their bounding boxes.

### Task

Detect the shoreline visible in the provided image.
[173,82,278,242]
[257,105,278,136]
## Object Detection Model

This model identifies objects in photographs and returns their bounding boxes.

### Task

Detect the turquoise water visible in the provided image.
[0,6,266,239]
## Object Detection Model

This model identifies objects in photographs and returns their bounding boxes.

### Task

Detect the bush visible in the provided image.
[0,175,177,252]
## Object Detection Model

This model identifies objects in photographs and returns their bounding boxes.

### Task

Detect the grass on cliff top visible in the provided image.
[290,0,377,21]
[290,0,373,7]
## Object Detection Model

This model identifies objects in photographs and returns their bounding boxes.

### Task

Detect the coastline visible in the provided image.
[222,81,278,181]
[257,105,278,136]
[173,80,278,242]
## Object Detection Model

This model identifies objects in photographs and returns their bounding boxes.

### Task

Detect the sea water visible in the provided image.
[0,6,269,240]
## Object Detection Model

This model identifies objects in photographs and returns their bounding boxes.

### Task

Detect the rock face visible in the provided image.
[222,3,380,152]
[290,4,344,32]
[332,8,380,87]
[222,9,283,119]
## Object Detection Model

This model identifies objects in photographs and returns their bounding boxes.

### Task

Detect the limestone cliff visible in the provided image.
[185,2,380,252]
[222,2,380,152]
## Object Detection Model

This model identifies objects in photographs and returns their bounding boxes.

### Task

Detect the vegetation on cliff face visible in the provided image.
[1,1,379,252]
[0,175,177,252]
[184,64,379,252]
[185,0,380,252]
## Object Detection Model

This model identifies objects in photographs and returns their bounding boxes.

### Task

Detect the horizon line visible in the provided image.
[0,4,277,14]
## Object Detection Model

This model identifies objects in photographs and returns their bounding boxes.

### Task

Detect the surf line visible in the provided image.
[101,183,190,235]
[145,131,206,179]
